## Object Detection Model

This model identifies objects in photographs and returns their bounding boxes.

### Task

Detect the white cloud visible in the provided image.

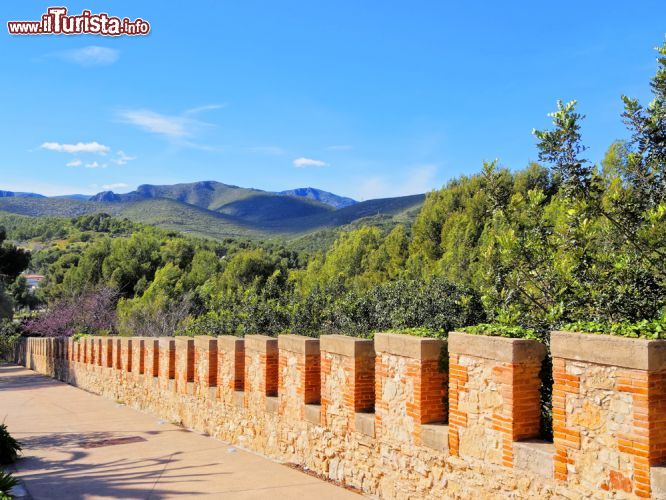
[111,151,136,165]
[57,46,119,66]
[118,109,192,137]
[102,183,129,190]
[66,159,82,167]
[40,141,110,154]
[184,104,226,115]
[118,106,221,150]
[293,157,328,168]
[326,145,353,151]
[85,161,107,169]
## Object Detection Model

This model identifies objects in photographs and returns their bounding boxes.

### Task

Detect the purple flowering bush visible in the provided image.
[23,287,118,337]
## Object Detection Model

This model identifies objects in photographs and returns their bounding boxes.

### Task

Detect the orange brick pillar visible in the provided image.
[320,335,375,434]
[217,336,244,405]
[100,338,113,368]
[551,331,666,498]
[55,338,64,379]
[113,338,122,370]
[278,335,320,421]
[143,338,159,379]
[244,335,278,411]
[74,338,81,364]
[95,337,106,366]
[119,338,132,377]
[46,338,54,376]
[175,337,194,394]
[25,338,32,369]
[67,338,74,363]
[374,333,447,446]
[447,331,545,467]
[194,336,218,398]
[158,338,176,390]
[82,337,91,365]
[131,337,145,377]
[87,337,95,367]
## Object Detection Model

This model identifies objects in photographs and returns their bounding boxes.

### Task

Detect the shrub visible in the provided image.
[461,323,541,340]
[0,321,21,362]
[0,423,21,465]
[381,327,447,339]
[0,470,18,500]
[563,315,666,340]
[22,287,117,337]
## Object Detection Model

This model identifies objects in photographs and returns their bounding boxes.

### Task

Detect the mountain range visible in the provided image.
[0,181,425,241]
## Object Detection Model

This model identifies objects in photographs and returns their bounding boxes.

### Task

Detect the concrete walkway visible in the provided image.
[0,364,359,499]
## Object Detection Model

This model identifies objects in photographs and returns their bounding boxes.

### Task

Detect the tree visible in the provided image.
[0,228,30,284]
[0,227,30,319]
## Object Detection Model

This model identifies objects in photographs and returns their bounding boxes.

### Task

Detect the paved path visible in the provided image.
[0,364,359,499]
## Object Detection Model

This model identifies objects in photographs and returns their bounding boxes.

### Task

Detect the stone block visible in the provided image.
[422,424,449,453]
[175,337,194,394]
[513,440,554,478]
[278,335,320,420]
[143,338,159,377]
[305,404,321,425]
[551,330,666,495]
[354,412,375,438]
[244,335,278,410]
[448,331,544,467]
[158,338,175,389]
[320,335,375,434]
[375,332,447,447]
[217,336,244,404]
[131,338,145,375]
[194,336,218,396]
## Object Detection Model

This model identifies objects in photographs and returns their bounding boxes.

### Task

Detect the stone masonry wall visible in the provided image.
[18,331,666,499]
[551,331,666,498]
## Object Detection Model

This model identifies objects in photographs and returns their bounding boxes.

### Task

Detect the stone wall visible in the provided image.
[551,331,666,498]
[16,331,666,499]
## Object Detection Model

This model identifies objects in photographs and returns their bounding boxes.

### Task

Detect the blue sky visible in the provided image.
[1,1,665,200]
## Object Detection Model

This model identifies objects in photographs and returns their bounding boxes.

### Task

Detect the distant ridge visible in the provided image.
[0,180,425,241]
[0,190,45,199]
[278,187,357,209]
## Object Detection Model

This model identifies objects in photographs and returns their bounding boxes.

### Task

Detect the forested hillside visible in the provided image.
[0,184,422,240]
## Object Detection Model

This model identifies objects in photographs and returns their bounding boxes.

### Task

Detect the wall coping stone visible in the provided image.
[245,335,278,354]
[278,334,319,355]
[174,336,194,345]
[651,466,666,498]
[551,330,666,371]
[354,412,375,437]
[305,404,321,425]
[422,424,449,452]
[320,335,375,358]
[374,332,444,361]
[513,440,554,479]
[194,335,216,348]
[266,395,278,413]
[449,331,546,364]
[217,335,244,350]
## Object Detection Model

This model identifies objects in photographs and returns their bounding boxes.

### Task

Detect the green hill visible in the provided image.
[0,181,425,241]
